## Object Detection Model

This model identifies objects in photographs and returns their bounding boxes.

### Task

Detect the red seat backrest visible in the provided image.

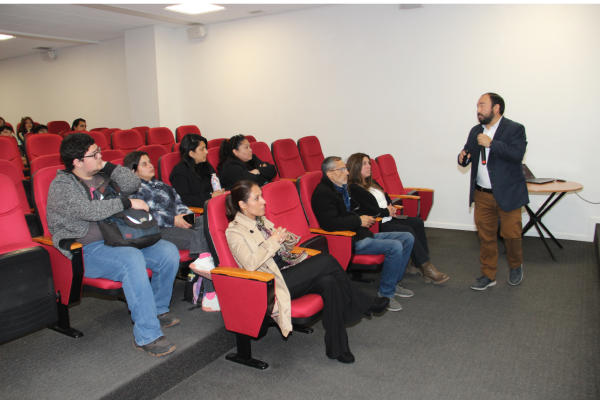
[271,139,306,180]
[207,138,224,150]
[29,154,64,176]
[26,134,63,162]
[205,194,239,269]
[101,149,126,163]
[296,171,324,229]
[87,132,108,150]
[158,152,181,185]
[207,148,220,172]
[173,142,181,153]
[112,129,144,153]
[176,125,200,142]
[245,135,257,143]
[376,154,405,194]
[250,142,279,181]
[0,160,30,215]
[262,180,311,238]
[0,174,31,244]
[47,121,70,135]
[297,136,325,173]
[90,127,107,132]
[147,127,175,151]
[370,158,386,190]
[0,137,25,171]
[112,158,124,166]
[100,128,120,148]
[33,165,66,236]
[138,144,168,170]
[132,126,149,137]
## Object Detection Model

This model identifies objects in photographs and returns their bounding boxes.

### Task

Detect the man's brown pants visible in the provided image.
[474,190,523,280]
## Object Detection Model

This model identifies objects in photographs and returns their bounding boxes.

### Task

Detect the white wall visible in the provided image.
[175,4,600,241]
[0,38,131,130]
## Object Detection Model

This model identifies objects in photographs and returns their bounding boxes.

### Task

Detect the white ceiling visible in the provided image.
[0,4,325,61]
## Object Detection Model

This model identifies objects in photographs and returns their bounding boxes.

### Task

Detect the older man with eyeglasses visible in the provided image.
[311,156,414,312]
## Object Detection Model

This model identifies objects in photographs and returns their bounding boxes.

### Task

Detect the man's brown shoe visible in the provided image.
[134,336,176,357]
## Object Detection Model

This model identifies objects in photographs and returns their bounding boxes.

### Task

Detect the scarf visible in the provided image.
[334,183,351,212]
[255,217,306,269]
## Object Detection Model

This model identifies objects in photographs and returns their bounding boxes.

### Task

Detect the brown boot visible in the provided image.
[418,261,449,284]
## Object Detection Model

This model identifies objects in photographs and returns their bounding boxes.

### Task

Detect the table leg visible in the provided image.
[533,220,556,261]
[522,191,567,260]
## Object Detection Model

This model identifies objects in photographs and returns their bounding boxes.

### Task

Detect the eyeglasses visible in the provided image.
[81,148,102,160]
[330,167,347,173]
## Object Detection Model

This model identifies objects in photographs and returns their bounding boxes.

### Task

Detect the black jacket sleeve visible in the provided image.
[349,183,390,217]
[220,159,268,190]
[253,154,277,181]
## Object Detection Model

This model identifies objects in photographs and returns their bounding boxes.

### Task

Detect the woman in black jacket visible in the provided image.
[169,134,226,208]
[347,153,449,284]
[217,134,276,190]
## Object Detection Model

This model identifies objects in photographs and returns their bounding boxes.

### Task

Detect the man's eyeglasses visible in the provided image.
[81,148,102,160]
[330,167,347,173]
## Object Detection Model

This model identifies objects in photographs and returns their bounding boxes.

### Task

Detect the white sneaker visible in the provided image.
[190,252,215,279]
[202,292,220,312]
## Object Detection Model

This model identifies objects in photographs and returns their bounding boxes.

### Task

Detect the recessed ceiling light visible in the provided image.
[0,34,15,41]
[165,4,225,15]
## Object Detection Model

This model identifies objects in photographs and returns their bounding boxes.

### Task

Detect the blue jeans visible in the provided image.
[354,232,414,298]
[82,239,180,345]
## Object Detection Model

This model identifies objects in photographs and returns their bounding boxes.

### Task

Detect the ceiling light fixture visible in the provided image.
[165,4,225,15]
[0,34,15,41]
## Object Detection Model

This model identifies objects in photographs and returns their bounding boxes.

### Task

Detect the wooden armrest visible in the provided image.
[375,217,382,222]
[388,194,420,200]
[393,205,404,210]
[309,228,356,237]
[211,267,274,282]
[291,247,321,257]
[24,176,30,180]
[404,187,434,192]
[30,208,35,213]
[281,178,297,183]
[32,236,83,250]
[189,207,204,215]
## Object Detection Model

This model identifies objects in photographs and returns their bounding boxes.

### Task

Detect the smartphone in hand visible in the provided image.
[183,213,195,224]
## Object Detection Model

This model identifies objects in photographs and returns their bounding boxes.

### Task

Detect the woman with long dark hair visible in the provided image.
[217,134,276,190]
[346,153,449,284]
[225,180,389,364]
[170,134,225,208]
[16,116,34,145]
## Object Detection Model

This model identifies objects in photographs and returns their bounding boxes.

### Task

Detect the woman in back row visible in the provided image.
[346,153,449,284]
[218,134,276,190]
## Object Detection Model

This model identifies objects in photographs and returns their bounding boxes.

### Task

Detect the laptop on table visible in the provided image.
[522,164,556,184]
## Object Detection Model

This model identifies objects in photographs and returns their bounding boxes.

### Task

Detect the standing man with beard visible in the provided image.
[458,93,528,290]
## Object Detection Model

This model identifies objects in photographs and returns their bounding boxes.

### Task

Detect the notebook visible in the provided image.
[522,164,555,184]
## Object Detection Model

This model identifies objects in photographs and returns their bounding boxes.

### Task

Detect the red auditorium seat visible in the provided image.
[132,126,149,137]
[100,128,120,149]
[29,154,64,176]
[100,149,126,163]
[172,142,180,153]
[86,131,108,150]
[157,152,180,185]
[112,129,144,153]
[90,127,107,132]
[271,138,307,182]
[138,144,168,169]
[31,166,152,338]
[0,136,26,173]
[0,174,58,344]
[0,160,41,236]
[297,171,385,284]
[207,138,225,150]
[26,134,62,163]
[249,141,279,182]
[376,154,434,220]
[206,191,323,370]
[245,135,257,143]
[297,136,325,173]
[175,125,200,142]
[47,121,70,135]
[146,127,175,152]
[207,148,220,172]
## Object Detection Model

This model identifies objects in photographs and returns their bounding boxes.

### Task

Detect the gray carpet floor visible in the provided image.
[1,228,598,400]
[158,229,600,400]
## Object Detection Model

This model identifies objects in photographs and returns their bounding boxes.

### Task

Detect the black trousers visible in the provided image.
[281,253,373,359]
[380,216,430,266]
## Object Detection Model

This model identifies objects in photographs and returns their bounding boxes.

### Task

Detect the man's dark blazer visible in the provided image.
[459,117,529,212]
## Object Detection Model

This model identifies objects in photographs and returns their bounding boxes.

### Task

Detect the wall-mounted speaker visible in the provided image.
[187,26,207,39]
